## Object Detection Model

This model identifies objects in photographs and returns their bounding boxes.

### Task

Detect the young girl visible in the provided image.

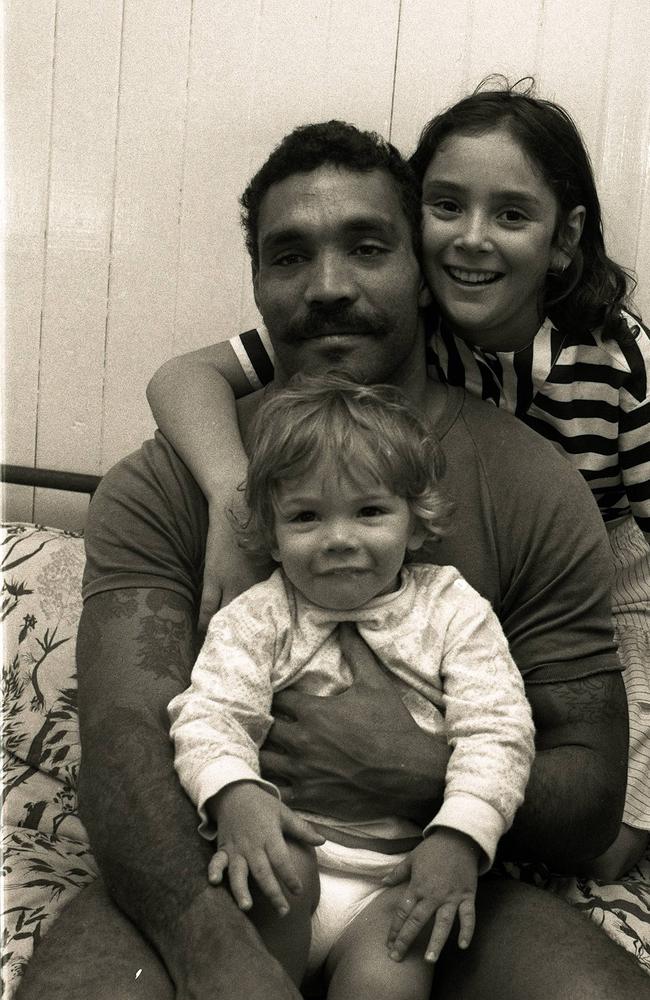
[148,81,650,880]
[168,374,535,999]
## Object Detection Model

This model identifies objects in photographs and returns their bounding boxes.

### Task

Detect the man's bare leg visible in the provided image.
[434,876,650,1000]
[589,823,649,880]
[15,880,173,1000]
[246,841,321,987]
[15,877,303,1000]
[17,875,649,1000]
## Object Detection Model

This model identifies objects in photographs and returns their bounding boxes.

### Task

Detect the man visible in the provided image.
[17,122,648,999]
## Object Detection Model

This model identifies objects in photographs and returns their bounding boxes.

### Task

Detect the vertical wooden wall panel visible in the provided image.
[100,0,192,469]
[596,2,650,319]
[463,0,542,97]
[175,0,401,350]
[4,0,56,521]
[172,1,265,354]
[535,0,613,165]
[33,490,91,534]
[242,0,399,170]
[634,138,650,322]
[238,0,400,324]
[33,0,123,527]
[5,0,650,529]
[391,0,542,155]
[390,0,474,154]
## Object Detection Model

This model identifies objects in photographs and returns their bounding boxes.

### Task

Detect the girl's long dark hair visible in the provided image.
[410,78,635,338]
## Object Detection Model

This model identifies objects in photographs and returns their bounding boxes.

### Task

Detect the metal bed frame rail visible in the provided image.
[1,465,101,496]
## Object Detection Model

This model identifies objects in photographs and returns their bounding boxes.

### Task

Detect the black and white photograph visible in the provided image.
[3,2,650,997]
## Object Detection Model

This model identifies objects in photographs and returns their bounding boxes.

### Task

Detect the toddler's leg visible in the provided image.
[246,840,320,987]
[326,884,434,1000]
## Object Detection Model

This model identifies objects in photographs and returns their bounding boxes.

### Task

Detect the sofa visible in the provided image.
[2,520,650,997]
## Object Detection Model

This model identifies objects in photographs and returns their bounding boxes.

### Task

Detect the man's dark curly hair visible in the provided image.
[240,120,422,269]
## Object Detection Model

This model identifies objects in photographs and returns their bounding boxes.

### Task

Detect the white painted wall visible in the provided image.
[5,0,650,529]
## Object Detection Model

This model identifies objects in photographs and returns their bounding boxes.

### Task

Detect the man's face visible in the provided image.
[252,165,429,389]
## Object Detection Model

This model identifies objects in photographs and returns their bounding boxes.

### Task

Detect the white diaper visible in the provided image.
[307,839,408,975]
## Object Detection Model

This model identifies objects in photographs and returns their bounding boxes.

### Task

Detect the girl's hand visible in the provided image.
[207,782,324,915]
[384,828,479,963]
[199,504,269,630]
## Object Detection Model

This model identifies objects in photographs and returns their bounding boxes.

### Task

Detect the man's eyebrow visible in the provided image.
[343,215,400,236]
[260,228,305,253]
[260,215,400,252]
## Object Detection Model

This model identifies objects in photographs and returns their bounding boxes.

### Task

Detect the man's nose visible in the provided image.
[453,211,494,253]
[305,252,357,306]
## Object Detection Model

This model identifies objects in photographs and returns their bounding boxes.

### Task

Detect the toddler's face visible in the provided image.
[271,460,425,610]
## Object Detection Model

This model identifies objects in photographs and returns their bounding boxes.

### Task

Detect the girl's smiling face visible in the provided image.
[421,127,565,352]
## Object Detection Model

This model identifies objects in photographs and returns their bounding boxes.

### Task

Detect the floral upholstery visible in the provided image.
[2,524,98,996]
[1,521,649,997]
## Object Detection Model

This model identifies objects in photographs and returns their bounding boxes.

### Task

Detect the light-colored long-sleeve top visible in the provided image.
[169,563,535,867]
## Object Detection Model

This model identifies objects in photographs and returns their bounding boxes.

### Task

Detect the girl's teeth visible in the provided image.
[449,268,498,283]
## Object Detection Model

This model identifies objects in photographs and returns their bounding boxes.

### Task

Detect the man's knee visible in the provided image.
[16,880,173,1000]
[434,877,650,1000]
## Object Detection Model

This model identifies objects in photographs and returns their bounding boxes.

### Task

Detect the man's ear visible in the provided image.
[551,205,585,270]
[252,261,260,308]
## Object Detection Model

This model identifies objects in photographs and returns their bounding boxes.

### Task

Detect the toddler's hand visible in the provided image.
[208,781,324,915]
[199,506,268,631]
[384,828,479,963]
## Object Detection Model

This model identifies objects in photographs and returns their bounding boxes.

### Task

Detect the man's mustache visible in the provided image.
[286,306,389,340]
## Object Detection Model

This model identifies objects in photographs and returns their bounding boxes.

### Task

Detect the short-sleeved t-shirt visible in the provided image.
[83,382,620,686]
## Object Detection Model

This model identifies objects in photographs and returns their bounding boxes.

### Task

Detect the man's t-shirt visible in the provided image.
[83,383,620,687]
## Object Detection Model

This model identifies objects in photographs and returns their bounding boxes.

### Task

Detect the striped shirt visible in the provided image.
[229,309,650,541]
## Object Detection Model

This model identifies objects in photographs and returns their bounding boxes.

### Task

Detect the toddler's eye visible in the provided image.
[293,511,317,523]
[359,506,384,518]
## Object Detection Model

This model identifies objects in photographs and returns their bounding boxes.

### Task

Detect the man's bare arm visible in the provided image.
[501,671,628,869]
[76,588,300,1000]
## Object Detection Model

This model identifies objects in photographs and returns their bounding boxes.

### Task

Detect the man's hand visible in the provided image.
[260,623,449,823]
[208,782,324,915]
[199,504,268,630]
[384,829,479,963]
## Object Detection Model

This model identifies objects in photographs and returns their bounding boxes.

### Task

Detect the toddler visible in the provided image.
[168,374,535,999]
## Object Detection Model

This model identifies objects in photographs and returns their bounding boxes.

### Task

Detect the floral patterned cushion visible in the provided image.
[1,521,649,998]
[2,524,98,996]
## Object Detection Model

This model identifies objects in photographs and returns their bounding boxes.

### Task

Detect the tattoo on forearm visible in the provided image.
[76,591,137,677]
[98,589,139,619]
[136,590,194,682]
[547,675,627,725]
[80,706,211,918]
[79,589,195,685]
